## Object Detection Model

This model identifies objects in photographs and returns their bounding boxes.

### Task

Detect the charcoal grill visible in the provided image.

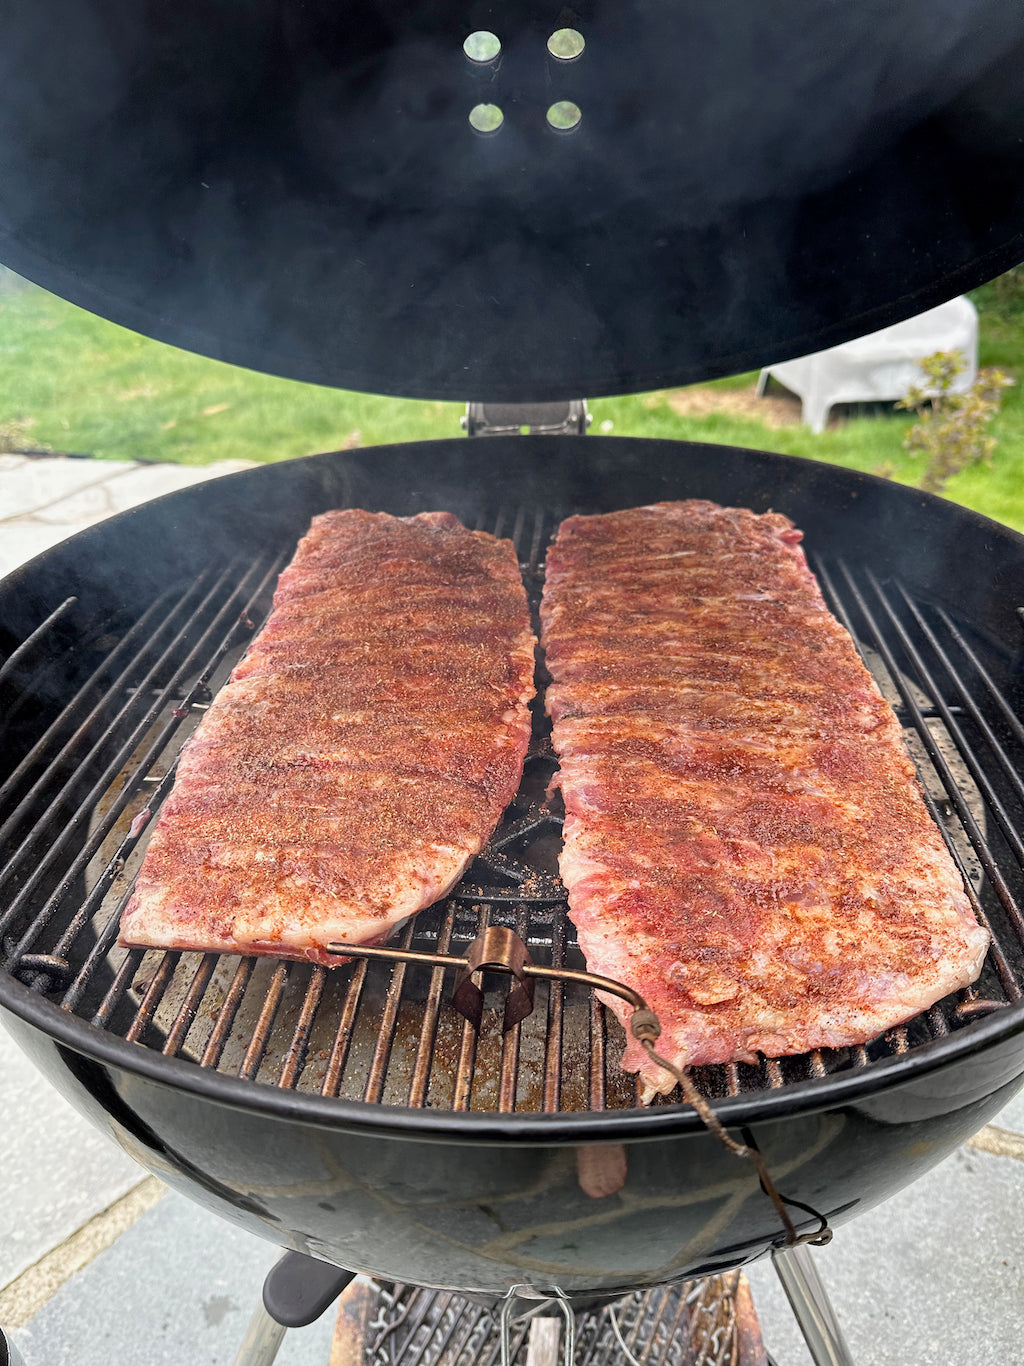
[4,438,1024,1365]
[6,3,1024,1363]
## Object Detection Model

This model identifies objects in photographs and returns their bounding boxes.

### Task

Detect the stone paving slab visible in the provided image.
[746,1142,1024,1365]
[0,454,256,577]
[10,1192,337,1366]
[0,1025,141,1289]
[0,456,136,520]
[0,521,85,575]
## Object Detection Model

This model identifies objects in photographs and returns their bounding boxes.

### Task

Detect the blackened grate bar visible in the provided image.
[0,548,286,959]
[1,507,1024,1113]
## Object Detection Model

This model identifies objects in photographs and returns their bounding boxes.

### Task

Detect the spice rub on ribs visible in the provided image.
[120,510,536,964]
[540,500,989,1096]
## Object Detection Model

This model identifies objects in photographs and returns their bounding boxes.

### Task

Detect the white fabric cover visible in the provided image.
[757,297,979,433]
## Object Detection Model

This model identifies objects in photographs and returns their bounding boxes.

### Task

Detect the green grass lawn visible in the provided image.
[2,266,1024,529]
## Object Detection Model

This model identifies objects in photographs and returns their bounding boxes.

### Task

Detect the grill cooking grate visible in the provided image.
[367,1275,764,1366]
[1,502,1023,1113]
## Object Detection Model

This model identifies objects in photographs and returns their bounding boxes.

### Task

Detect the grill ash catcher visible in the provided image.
[6,5,1024,1366]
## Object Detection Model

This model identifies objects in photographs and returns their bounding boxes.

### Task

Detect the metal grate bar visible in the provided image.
[92,948,143,1029]
[542,919,566,1112]
[403,1292,457,1366]
[60,885,135,1013]
[446,1306,493,1366]
[916,790,1018,998]
[936,605,1024,749]
[453,1012,480,1111]
[668,1284,700,1354]
[764,1058,784,1088]
[48,758,185,976]
[0,551,277,946]
[201,958,256,1068]
[0,588,178,822]
[385,1283,443,1363]
[497,906,529,1113]
[526,506,549,575]
[589,996,607,1111]
[408,909,456,1107]
[0,595,77,689]
[453,908,490,1111]
[928,1003,949,1037]
[239,962,290,1080]
[632,1293,674,1366]
[576,1311,610,1366]
[279,966,328,1090]
[416,1294,468,1366]
[838,564,1024,938]
[125,952,180,1043]
[509,506,527,557]
[162,955,219,1056]
[321,959,369,1097]
[623,1295,652,1361]
[364,922,418,1105]
[479,1322,529,1366]
[890,584,1024,856]
[0,569,222,876]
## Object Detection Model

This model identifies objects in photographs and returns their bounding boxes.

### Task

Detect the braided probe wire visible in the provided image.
[629,1009,830,1248]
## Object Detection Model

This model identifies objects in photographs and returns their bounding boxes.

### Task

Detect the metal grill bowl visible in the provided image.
[3,436,1024,1296]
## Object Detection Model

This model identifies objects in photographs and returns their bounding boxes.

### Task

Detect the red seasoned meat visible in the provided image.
[540,500,989,1097]
[120,510,535,964]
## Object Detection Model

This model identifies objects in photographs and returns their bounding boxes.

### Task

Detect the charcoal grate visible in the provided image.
[367,1275,766,1366]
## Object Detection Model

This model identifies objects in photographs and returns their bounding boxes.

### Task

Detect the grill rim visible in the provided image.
[5,973,1024,1142]
[6,436,1024,1142]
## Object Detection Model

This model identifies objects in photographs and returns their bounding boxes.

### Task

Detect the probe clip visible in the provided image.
[451,924,536,1033]
[326,926,648,1035]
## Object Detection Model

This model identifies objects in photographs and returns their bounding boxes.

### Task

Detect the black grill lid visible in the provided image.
[2,0,1024,400]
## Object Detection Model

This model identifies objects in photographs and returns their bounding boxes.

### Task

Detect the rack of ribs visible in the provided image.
[120,509,535,964]
[540,500,989,1097]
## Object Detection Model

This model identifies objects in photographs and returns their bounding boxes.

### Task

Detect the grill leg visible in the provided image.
[233,1251,358,1366]
[232,1304,287,1366]
[770,1244,856,1366]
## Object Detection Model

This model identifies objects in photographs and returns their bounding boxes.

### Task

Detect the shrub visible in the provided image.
[895,350,1013,494]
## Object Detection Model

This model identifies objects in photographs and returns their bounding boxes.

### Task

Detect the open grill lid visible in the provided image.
[2,0,1024,400]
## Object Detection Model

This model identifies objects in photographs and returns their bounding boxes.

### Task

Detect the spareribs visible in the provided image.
[120,510,536,963]
[540,500,989,1096]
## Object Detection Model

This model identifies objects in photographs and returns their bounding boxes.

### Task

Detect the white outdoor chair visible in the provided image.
[756,296,979,433]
